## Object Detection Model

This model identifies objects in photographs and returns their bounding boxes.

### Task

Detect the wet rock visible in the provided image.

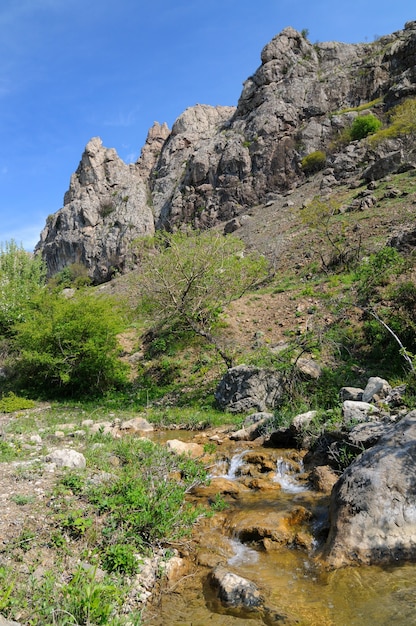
[324,411,416,567]
[209,565,263,610]
[45,448,86,469]
[190,478,247,499]
[309,465,338,494]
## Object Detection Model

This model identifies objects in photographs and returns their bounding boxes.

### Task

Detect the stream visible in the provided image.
[145,435,416,625]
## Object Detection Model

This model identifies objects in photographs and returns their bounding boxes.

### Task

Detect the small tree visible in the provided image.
[0,240,45,336]
[300,196,361,271]
[136,230,269,367]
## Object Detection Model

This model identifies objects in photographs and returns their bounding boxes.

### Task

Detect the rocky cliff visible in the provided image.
[36,21,416,283]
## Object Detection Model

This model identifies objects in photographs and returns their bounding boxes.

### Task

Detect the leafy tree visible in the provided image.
[300,196,361,270]
[0,240,45,335]
[136,230,269,366]
[11,290,128,396]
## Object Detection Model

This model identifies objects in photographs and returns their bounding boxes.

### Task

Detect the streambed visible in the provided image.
[145,438,416,625]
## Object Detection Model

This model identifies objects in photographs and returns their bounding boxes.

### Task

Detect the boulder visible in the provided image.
[324,411,416,567]
[309,465,338,494]
[45,448,86,469]
[295,358,322,379]
[215,365,284,413]
[342,400,380,423]
[166,439,204,458]
[118,417,154,433]
[362,376,391,403]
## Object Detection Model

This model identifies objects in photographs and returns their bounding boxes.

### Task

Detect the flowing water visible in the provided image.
[145,442,416,625]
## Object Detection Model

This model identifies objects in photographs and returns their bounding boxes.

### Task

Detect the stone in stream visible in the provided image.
[209,565,263,610]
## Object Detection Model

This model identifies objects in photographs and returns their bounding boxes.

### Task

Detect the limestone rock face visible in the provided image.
[35,22,416,281]
[36,137,155,284]
[324,411,416,567]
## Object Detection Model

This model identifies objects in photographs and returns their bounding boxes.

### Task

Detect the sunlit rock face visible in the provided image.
[36,22,416,282]
[36,136,155,284]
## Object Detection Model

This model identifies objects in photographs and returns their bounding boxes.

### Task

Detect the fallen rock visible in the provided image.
[342,400,380,423]
[45,449,86,469]
[324,411,416,567]
[362,376,391,403]
[339,387,363,402]
[215,365,284,413]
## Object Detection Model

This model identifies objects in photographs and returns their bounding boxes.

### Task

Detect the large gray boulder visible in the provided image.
[324,411,416,567]
[215,365,284,413]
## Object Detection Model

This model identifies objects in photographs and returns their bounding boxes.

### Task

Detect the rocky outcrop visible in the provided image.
[35,22,416,282]
[215,365,284,413]
[36,137,155,284]
[324,411,416,567]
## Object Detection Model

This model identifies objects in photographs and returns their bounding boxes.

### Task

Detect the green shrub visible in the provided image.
[88,438,208,547]
[301,150,326,175]
[0,392,35,413]
[53,262,91,288]
[369,98,416,144]
[102,544,140,575]
[11,291,129,397]
[350,114,382,140]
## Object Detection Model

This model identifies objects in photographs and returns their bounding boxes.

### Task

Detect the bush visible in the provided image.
[102,544,140,575]
[350,114,382,140]
[369,97,416,144]
[301,150,326,175]
[11,291,129,397]
[0,392,35,413]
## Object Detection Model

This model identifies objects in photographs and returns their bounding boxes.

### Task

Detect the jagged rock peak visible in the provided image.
[136,121,171,178]
[36,21,416,283]
[37,137,154,284]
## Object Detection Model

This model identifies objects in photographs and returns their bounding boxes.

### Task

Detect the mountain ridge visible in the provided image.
[36,20,416,283]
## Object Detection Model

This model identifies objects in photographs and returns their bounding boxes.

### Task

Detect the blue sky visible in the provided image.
[0,0,414,250]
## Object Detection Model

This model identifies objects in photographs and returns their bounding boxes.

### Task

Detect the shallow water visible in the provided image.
[144,443,416,625]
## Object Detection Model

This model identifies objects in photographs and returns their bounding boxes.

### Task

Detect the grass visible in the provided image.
[0,423,212,625]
